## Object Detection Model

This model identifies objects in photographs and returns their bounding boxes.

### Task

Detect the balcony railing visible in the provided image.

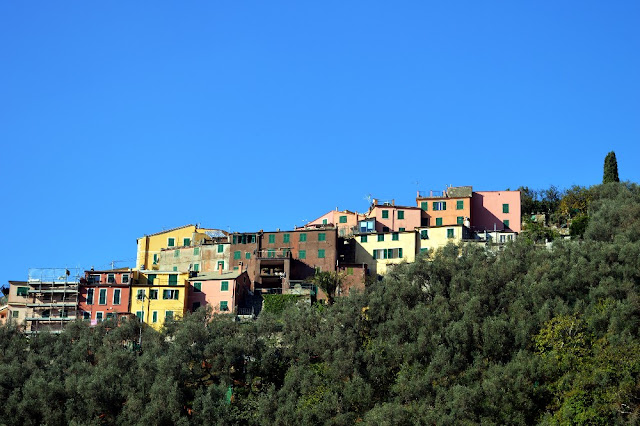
[28,287,78,294]
[27,302,77,308]
[25,316,76,322]
[256,250,292,259]
[417,190,447,198]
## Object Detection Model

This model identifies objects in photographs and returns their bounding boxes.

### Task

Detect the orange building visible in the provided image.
[416,186,472,228]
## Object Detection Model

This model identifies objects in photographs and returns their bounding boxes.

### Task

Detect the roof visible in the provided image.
[85,268,131,273]
[139,224,196,239]
[188,271,245,281]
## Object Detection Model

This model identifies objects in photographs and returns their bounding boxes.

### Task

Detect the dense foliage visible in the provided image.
[603,151,620,184]
[1,182,640,425]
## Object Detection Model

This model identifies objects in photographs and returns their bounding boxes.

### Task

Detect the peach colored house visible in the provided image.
[79,269,134,323]
[306,209,364,237]
[416,187,472,228]
[188,271,251,314]
[471,191,521,233]
[366,199,422,232]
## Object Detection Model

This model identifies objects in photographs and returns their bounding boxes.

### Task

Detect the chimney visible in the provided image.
[218,262,224,275]
[392,199,395,206]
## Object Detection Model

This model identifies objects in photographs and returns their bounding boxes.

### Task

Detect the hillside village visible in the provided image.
[1,186,521,333]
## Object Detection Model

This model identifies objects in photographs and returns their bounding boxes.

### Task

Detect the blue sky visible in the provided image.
[1,1,638,284]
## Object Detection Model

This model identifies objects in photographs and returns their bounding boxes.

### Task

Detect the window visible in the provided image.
[339,215,347,223]
[168,275,178,286]
[147,274,156,284]
[283,233,290,243]
[113,289,121,305]
[152,311,158,323]
[500,235,506,243]
[360,235,368,243]
[398,211,405,219]
[268,234,275,244]
[135,311,143,321]
[420,230,429,239]
[245,252,251,259]
[153,254,159,264]
[172,266,178,272]
[137,289,145,300]
[194,247,200,255]
[174,250,180,258]
[447,228,455,239]
[183,238,191,246]
[299,233,307,242]
[373,250,379,259]
[318,233,326,242]
[163,290,179,300]
[503,204,510,213]
[221,281,229,291]
[165,311,174,320]
[193,282,202,292]
[374,248,403,259]
[398,248,403,258]
[192,302,201,311]
[96,312,104,322]
[193,263,200,272]
[457,216,464,225]
[17,287,28,296]
[457,200,464,210]
[378,234,384,242]
[504,220,510,229]
[106,313,114,320]
[420,248,428,254]
[382,210,389,219]
[382,226,390,232]
[318,249,325,258]
[12,311,19,318]
[433,201,446,211]
[87,289,94,305]
[107,274,115,284]
[282,248,291,257]
[168,238,175,247]
[149,289,158,299]
[299,250,306,259]
[82,311,90,320]
[218,244,224,253]
[234,251,241,260]
[220,301,229,311]
[399,227,405,232]
[420,201,428,211]
[322,219,328,225]
[122,274,129,284]
[436,218,443,226]
[232,235,237,244]
[267,249,275,258]
[392,233,399,241]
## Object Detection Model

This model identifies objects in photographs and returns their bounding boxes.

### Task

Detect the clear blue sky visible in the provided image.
[1,1,638,284]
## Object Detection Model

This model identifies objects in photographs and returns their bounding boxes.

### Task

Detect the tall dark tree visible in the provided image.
[603,151,620,183]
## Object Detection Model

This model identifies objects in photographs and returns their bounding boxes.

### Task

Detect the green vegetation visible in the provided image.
[603,151,620,184]
[1,182,640,424]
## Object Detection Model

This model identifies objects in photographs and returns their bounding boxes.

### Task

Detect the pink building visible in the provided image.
[471,191,521,233]
[188,271,251,314]
[366,200,422,232]
[79,269,134,323]
[306,209,363,237]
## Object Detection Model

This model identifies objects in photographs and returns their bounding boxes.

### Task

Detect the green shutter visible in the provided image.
[174,249,180,258]
[299,233,307,242]
[99,289,106,304]
[377,234,384,241]
[194,282,201,292]
[398,248,403,258]
[221,281,229,291]
[421,230,428,239]
[457,216,463,225]
[360,235,368,243]
[152,311,158,323]
[17,287,29,296]
[245,252,251,259]
[436,218,443,226]
[503,204,509,213]
[183,238,191,246]
[397,211,404,219]
[392,233,399,241]
[193,263,199,271]
[382,210,389,219]
[220,301,228,311]
[457,200,463,210]
[339,215,347,223]
[421,201,428,211]
[322,218,328,225]
[299,250,306,259]
[234,251,241,259]
[168,238,175,247]
[447,229,454,238]
[169,274,178,285]
[318,249,325,258]
[194,247,200,255]
[318,233,326,241]
[217,261,224,269]
[442,202,447,210]
[433,202,438,210]
[269,234,275,243]
[283,233,290,243]
[504,220,510,229]
[218,244,224,253]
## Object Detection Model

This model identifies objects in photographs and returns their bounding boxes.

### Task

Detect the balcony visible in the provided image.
[417,190,447,198]
[25,316,76,322]
[27,302,77,308]
[28,287,78,294]
[256,249,292,259]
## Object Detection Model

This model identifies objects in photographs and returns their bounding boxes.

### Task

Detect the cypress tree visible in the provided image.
[603,151,620,183]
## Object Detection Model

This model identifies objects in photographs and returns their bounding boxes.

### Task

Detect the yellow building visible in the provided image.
[416,225,471,256]
[354,230,417,275]
[135,224,227,271]
[130,271,189,330]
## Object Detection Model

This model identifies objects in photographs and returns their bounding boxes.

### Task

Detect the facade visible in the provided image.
[354,230,417,276]
[78,269,134,323]
[187,271,251,313]
[6,280,29,327]
[131,271,189,330]
[159,242,230,274]
[229,232,261,284]
[471,191,522,233]
[416,225,471,256]
[337,264,368,296]
[306,209,363,237]
[366,200,422,232]
[416,186,472,228]
[136,224,227,271]
[19,268,80,334]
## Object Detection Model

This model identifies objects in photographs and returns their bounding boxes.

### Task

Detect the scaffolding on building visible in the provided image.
[24,268,80,334]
